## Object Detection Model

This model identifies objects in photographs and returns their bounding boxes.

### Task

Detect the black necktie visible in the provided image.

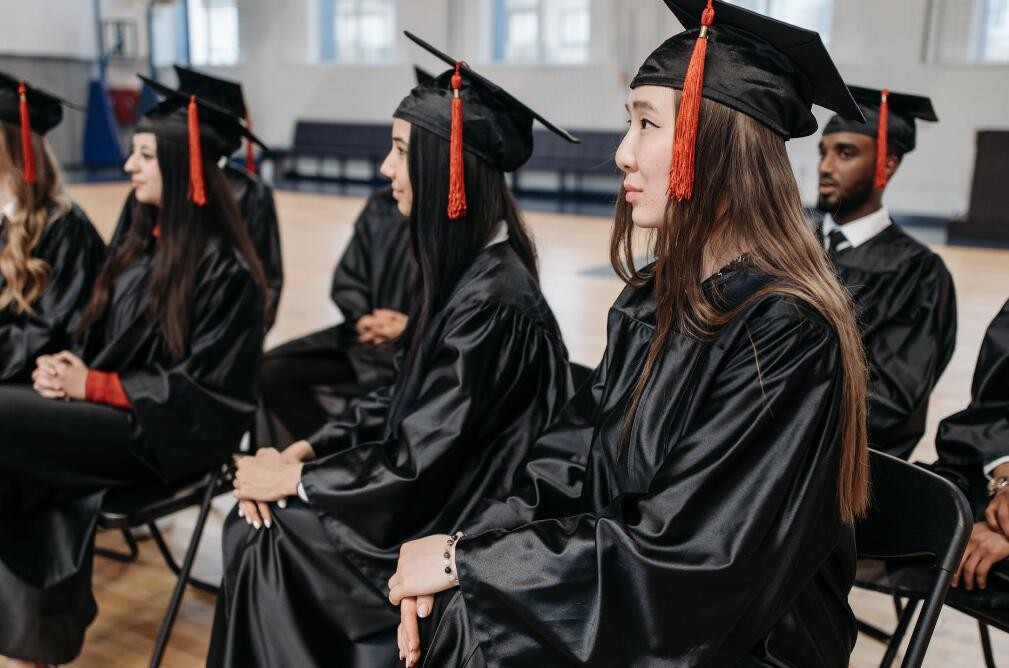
[826,229,851,260]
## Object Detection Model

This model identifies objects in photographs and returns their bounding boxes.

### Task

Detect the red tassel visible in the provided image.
[244,112,256,175]
[874,88,889,189]
[187,95,207,206]
[669,0,715,201]
[17,81,36,185]
[447,62,467,220]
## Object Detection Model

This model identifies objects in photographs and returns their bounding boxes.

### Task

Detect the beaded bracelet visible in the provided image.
[443,531,464,585]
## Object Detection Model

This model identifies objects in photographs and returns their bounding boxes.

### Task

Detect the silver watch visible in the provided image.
[986,476,1009,498]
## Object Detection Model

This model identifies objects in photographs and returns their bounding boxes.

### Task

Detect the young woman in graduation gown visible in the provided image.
[108,65,283,330]
[0,82,267,667]
[207,54,577,667]
[0,74,105,384]
[388,3,872,666]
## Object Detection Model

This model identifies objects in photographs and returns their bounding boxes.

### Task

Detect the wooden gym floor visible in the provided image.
[4,182,1007,666]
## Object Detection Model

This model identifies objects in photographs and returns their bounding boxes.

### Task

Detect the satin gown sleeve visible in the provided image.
[117,256,266,481]
[300,299,569,584]
[865,253,956,456]
[933,298,1009,511]
[0,208,106,382]
[458,343,609,536]
[452,313,847,666]
[306,384,397,459]
[242,180,283,330]
[329,210,378,326]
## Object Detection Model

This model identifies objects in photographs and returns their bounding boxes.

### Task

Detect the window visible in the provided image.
[188,0,240,66]
[492,0,591,65]
[979,0,1009,62]
[319,0,396,64]
[724,0,834,46]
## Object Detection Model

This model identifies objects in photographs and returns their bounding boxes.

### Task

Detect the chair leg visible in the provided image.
[880,599,918,668]
[149,468,222,668]
[95,528,139,563]
[979,621,996,668]
[857,617,894,644]
[893,594,905,618]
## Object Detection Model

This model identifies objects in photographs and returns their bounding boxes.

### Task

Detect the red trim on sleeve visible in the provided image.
[85,370,132,409]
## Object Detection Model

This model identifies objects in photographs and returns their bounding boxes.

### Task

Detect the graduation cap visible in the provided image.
[0,71,83,184]
[173,64,261,174]
[397,30,579,219]
[823,85,938,189]
[137,75,265,206]
[413,66,435,85]
[631,0,863,200]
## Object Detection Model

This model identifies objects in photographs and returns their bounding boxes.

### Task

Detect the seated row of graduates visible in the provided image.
[0,1,997,665]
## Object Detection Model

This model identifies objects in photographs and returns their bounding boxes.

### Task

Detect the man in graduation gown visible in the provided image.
[256,185,413,445]
[931,299,1009,597]
[0,73,107,383]
[817,86,957,459]
[109,65,283,329]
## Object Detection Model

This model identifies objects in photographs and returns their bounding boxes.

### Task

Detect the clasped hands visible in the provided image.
[31,351,89,401]
[232,444,309,529]
[951,483,1009,591]
[388,534,460,667]
[356,308,408,346]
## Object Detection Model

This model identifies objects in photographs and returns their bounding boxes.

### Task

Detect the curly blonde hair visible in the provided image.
[0,120,70,315]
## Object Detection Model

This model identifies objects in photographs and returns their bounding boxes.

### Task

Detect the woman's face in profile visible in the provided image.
[615,85,675,229]
[380,118,413,218]
[124,132,163,206]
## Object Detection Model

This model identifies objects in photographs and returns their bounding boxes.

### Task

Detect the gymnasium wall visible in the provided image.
[2,0,1008,218]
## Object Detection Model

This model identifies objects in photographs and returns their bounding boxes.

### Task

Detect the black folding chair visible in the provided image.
[95,460,235,668]
[854,449,973,668]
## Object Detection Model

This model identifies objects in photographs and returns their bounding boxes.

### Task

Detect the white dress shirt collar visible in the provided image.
[822,206,892,249]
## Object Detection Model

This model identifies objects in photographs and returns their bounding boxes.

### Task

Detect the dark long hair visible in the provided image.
[77,135,267,361]
[399,124,538,372]
[611,94,869,524]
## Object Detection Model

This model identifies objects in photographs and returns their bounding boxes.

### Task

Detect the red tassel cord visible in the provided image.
[874,88,889,189]
[447,62,467,220]
[245,112,257,175]
[18,81,36,184]
[669,0,715,201]
[188,95,207,206]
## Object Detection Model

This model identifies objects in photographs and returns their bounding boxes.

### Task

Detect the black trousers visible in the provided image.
[256,325,359,446]
[0,385,157,664]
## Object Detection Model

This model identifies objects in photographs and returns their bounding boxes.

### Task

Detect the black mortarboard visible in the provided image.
[631,0,863,200]
[397,31,579,218]
[414,66,435,85]
[137,75,265,205]
[823,85,937,158]
[173,65,248,118]
[173,65,263,174]
[0,71,83,183]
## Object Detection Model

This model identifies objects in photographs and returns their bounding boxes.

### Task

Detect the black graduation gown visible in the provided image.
[110,163,283,328]
[0,239,264,663]
[829,223,957,459]
[0,203,106,383]
[932,298,1009,515]
[256,186,413,443]
[419,265,858,667]
[210,241,572,667]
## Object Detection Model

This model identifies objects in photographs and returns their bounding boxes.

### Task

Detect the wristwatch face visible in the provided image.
[988,476,1009,497]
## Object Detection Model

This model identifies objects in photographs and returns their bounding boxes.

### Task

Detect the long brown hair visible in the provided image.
[0,120,71,314]
[611,94,869,524]
[76,134,267,361]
